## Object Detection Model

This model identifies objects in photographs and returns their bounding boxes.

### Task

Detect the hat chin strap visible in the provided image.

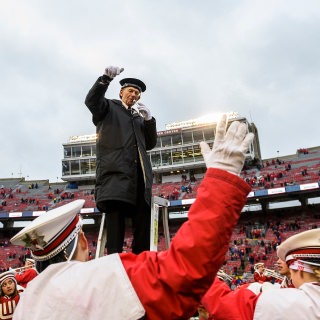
[66,233,79,261]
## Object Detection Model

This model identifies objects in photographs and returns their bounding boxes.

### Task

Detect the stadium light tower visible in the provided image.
[18,166,22,178]
[277,150,279,157]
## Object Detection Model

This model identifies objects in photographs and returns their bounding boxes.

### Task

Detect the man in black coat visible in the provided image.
[85,66,157,254]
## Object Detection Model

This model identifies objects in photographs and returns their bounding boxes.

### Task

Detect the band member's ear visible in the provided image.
[79,231,88,251]
[119,89,123,99]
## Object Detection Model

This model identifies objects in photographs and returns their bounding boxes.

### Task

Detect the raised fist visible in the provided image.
[104,66,124,78]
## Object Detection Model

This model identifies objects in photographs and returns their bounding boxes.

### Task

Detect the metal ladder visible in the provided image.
[95,196,170,258]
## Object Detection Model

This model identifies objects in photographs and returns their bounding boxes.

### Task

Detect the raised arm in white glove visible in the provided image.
[200,114,254,176]
[104,66,124,78]
[136,103,152,121]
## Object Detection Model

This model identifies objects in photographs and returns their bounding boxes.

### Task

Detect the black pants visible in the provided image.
[104,198,151,254]
[98,162,151,254]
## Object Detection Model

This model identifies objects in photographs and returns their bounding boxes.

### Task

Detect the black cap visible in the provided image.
[119,78,146,92]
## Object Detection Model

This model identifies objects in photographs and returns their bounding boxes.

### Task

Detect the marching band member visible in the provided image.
[254,228,320,319]
[15,259,37,288]
[10,114,254,320]
[0,271,20,320]
[201,228,320,319]
[276,257,294,288]
[253,262,272,283]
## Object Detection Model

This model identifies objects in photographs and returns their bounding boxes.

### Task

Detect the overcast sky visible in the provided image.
[1,0,320,182]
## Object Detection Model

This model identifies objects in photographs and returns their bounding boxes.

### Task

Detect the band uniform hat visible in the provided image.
[119,78,146,92]
[277,228,320,265]
[254,262,264,270]
[25,258,35,264]
[10,200,85,262]
[0,270,17,292]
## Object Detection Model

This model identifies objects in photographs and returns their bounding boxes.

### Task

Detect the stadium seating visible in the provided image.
[1,147,320,212]
[1,148,320,279]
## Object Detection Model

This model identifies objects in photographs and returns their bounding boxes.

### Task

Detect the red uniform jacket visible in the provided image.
[15,269,37,288]
[121,168,251,319]
[253,271,272,283]
[201,278,259,320]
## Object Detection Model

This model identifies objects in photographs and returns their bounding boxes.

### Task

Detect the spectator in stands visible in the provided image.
[0,270,20,320]
[10,114,254,319]
[298,148,309,155]
[85,66,157,254]
[15,258,37,288]
[200,228,320,320]
[171,187,180,200]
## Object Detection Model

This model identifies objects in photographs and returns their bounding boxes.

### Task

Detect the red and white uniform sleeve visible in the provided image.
[121,168,251,320]
[201,278,259,320]
[15,269,37,288]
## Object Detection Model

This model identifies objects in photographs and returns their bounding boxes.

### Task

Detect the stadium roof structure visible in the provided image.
[61,113,260,182]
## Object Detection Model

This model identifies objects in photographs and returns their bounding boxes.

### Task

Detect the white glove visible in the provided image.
[136,103,152,120]
[200,114,254,175]
[104,66,124,78]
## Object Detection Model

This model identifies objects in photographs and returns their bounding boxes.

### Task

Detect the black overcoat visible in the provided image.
[85,77,157,208]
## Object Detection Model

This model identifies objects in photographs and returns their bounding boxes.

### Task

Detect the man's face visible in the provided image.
[120,87,141,107]
[276,257,290,276]
[1,279,16,297]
